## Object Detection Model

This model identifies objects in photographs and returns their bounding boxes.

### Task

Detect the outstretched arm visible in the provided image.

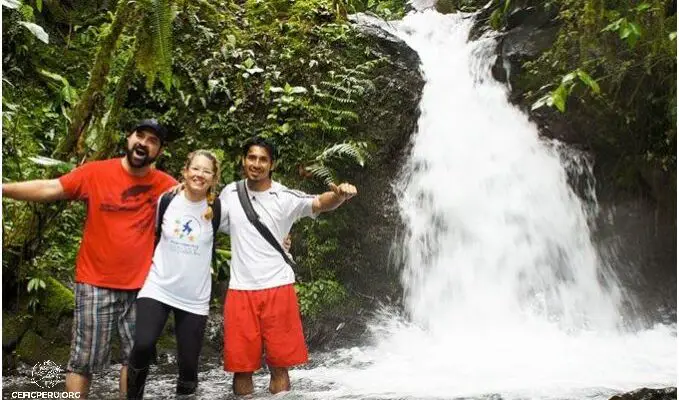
[2,179,68,202]
[312,182,358,214]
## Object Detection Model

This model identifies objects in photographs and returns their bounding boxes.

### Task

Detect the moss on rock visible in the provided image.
[2,311,31,346]
[14,330,70,366]
[41,277,74,323]
[15,331,47,364]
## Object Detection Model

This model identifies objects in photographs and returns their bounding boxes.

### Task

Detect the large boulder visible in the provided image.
[3,278,75,370]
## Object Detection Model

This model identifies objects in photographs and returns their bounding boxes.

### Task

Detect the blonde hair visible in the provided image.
[183,149,220,220]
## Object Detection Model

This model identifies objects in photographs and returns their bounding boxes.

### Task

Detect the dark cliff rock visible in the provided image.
[489,4,559,88]
[304,13,424,350]
[610,387,678,400]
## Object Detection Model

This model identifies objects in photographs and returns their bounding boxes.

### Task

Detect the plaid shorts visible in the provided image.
[66,283,137,376]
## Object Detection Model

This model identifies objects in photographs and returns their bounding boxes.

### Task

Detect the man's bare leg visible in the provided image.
[66,372,90,398]
[268,367,290,394]
[119,365,128,399]
[233,372,254,395]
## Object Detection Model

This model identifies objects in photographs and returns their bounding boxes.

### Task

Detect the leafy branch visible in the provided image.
[531,68,600,112]
[304,141,369,185]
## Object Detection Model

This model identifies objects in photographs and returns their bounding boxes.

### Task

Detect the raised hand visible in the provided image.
[328,182,357,201]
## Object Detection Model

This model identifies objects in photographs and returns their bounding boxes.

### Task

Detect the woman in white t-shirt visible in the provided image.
[127,150,228,399]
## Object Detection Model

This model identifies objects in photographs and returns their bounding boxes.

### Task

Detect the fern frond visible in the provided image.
[323,94,355,104]
[325,108,359,120]
[305,163,335,185]
[300,122,320,130]
[316,141,368,167]
[134,0,173,90]
[303,142,370,185]
[135,24,158,88]
[150,0,173,90]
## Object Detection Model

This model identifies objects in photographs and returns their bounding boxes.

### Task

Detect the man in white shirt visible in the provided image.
[219,136,357,395]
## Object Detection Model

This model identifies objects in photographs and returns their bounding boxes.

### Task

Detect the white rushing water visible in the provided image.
[296,10,676,400]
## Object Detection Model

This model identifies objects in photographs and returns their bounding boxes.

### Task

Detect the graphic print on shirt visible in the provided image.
[167,214,203,256]
[99,184,157,233]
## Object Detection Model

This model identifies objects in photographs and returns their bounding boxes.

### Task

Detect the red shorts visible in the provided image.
[223,284,308,372]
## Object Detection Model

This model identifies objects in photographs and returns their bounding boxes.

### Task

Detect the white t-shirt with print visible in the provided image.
[219,180,316,290]
[138,192,229,315]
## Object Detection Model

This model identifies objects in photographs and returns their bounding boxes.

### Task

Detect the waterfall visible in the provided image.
[394,13,622,334]
[297,10,676,400]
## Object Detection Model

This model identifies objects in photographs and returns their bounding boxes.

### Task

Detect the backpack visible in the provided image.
[154,192,221,266]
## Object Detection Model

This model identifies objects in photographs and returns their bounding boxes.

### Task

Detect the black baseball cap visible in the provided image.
[132,119,168,143]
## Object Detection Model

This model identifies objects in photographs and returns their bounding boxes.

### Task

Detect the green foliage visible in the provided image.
[2,0,50,43]
[305,141,369,185]
[291,216,349,320]
[38,69,79,119]
[295,278,347,317]
[137,0,174,90]
[531,68,600,112]
[2,0,408,316]
[213,247,232,282]
[600,3,655,48]
[331,0,407,18]
[297,217,342,273]
[26,277,46,311]
[522,0,676,173]
[132,0,388,182]
[489,0,512,30]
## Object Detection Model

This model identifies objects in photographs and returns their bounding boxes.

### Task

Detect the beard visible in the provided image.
[125,143,157,168]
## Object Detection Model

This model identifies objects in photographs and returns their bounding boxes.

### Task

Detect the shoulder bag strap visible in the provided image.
[155,191,176,248]
[236,179,297,267]
[210,196,221,267]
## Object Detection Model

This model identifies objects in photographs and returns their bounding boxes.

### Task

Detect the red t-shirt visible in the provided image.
[59,158,177,289]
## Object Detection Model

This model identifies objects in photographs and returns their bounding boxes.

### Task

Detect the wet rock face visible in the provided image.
[493,24,559,85]
[609,387,678,400]
[593,163,677,324]
[489,5,560,87]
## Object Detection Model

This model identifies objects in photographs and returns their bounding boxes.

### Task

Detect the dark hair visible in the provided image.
[241,136,276,162]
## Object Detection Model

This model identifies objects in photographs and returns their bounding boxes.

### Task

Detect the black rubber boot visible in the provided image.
[176,379,197,396]
[127,365,149,400]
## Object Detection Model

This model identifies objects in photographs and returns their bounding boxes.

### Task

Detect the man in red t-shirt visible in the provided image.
[2,119,177,398]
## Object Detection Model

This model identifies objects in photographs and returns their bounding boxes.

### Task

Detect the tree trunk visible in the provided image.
[52,0,136,160]
[92,38,140,161]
